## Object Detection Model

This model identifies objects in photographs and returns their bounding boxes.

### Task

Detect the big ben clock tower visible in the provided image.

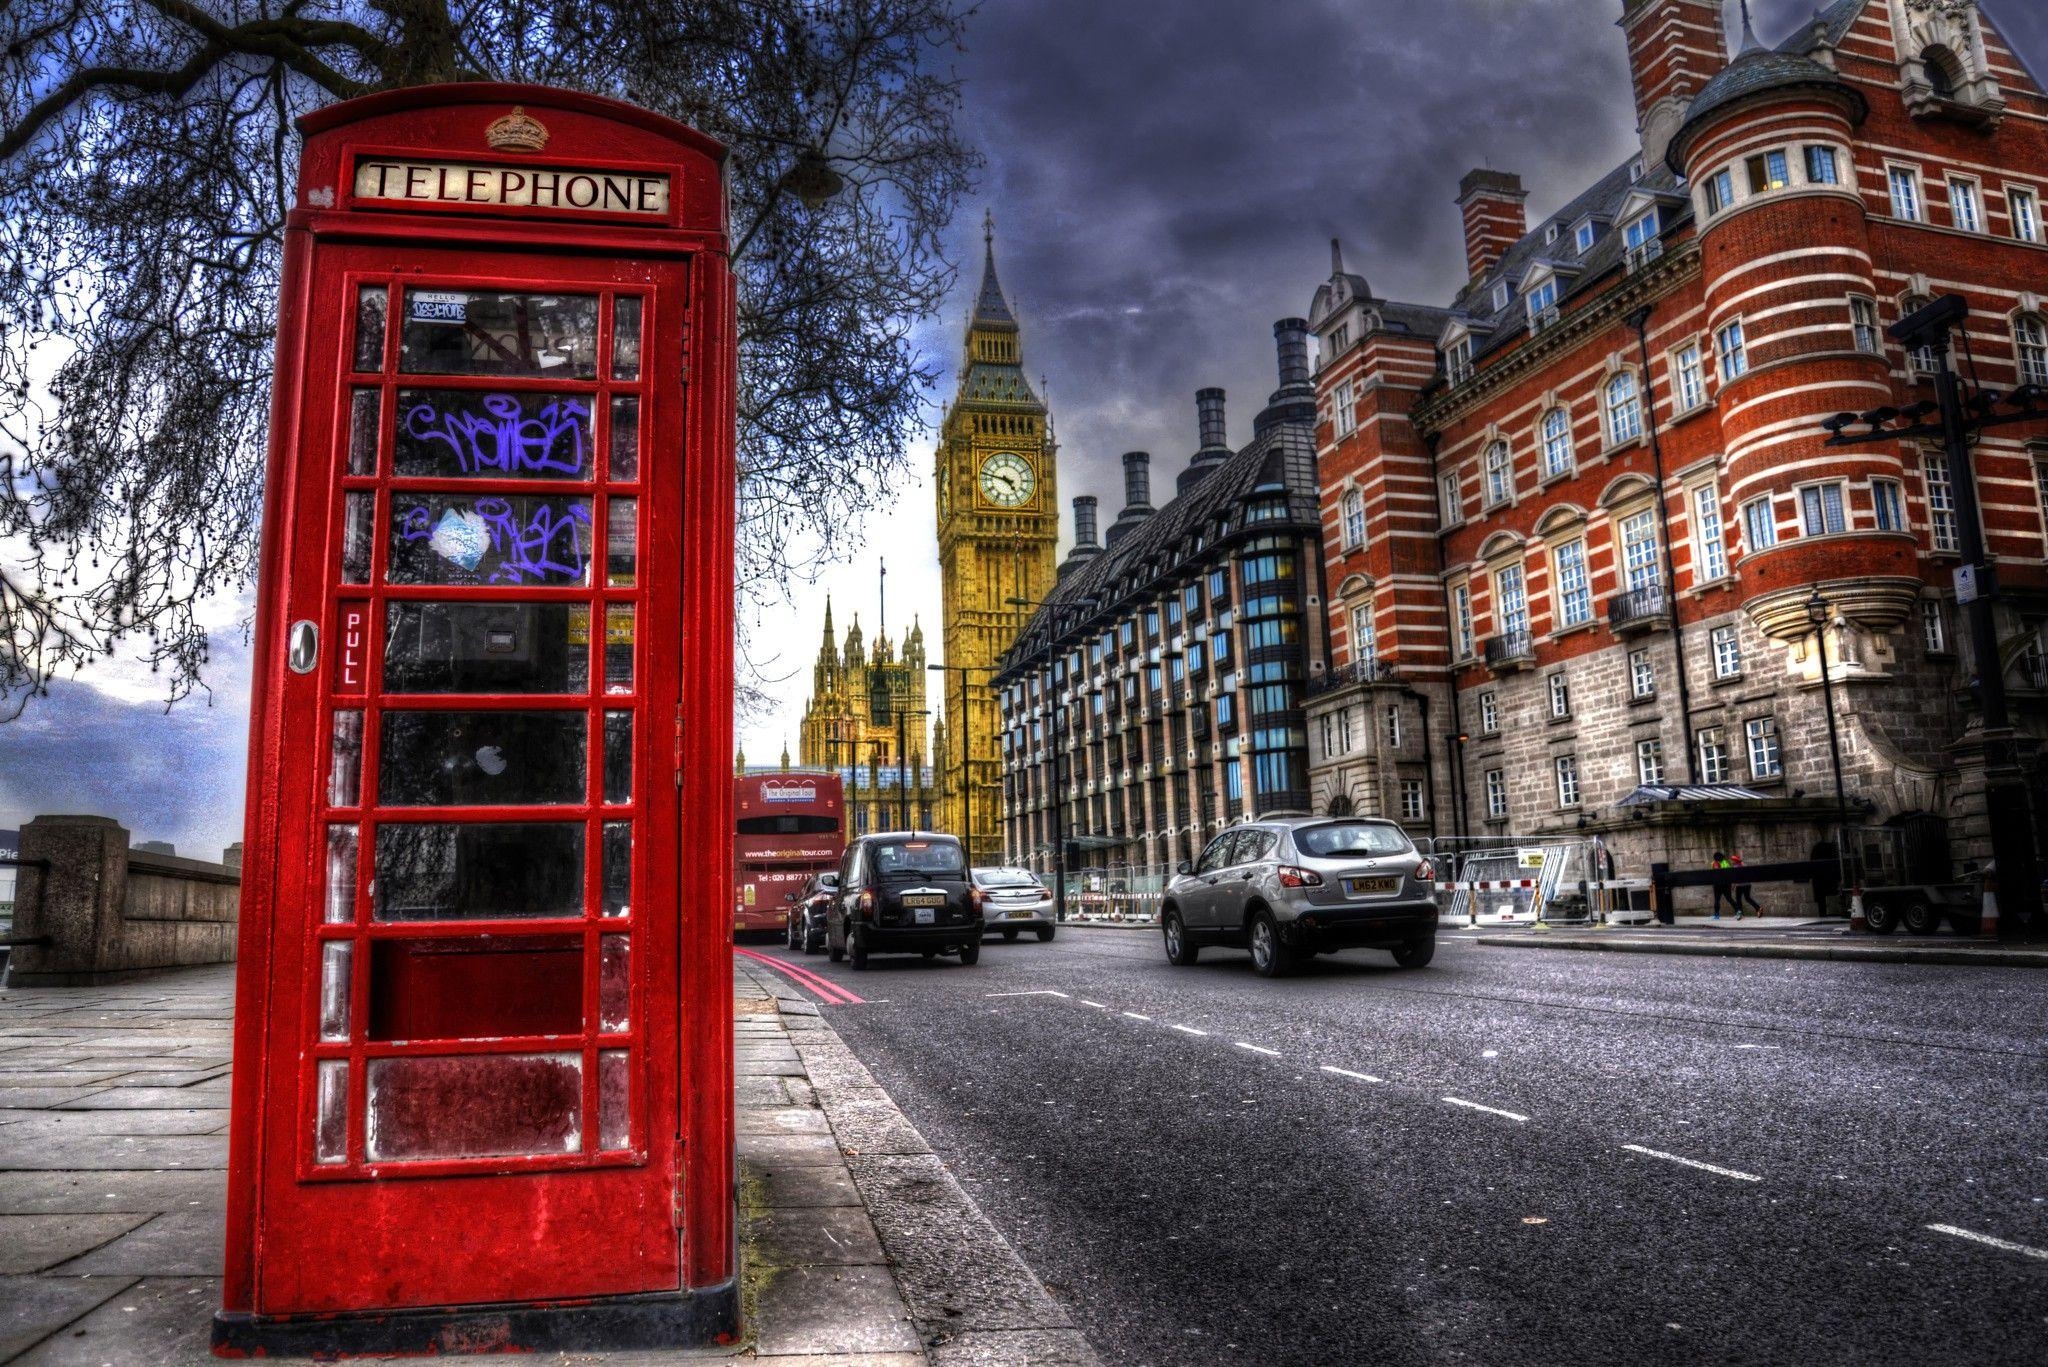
[936,215,1058,865]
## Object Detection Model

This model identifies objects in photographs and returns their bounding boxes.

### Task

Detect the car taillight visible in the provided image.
[970,886,985,912]
[1414,862,1435,881]
[1276,865,1324,888]
[856,890,875,918]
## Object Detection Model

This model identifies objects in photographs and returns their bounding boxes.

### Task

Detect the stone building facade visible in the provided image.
[1307,0,2048,890]
[794,601,941,835]
[994,324,1327,877]
[934,221,1060,865]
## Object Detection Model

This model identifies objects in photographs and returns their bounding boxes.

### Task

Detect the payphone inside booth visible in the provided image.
[216,85,737,1356]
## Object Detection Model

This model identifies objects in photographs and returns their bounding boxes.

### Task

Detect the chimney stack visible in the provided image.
[1457,169,1529,279]
[1106,453,1154,548]
[1273,319,1311,390]
[1620,0,1730,169]
[1179,388,1233,495]
[1073,495,1100,551]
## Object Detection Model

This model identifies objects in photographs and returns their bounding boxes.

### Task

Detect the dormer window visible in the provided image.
[1445,336,1475,386]
[1574,220,1597,254]
[1629,157,1646,184]
[1545,223,1561,245]
[1624,210,1662,272]
[1527,278,1560,332]
[1492,280,1512,313]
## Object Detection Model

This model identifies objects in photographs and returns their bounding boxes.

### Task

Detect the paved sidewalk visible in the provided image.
[0,961,1090,1364]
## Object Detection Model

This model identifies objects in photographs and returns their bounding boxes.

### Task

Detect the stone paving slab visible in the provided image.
[0,1212,152,1273]
[56,1210,226,1276]
[0,1274,135,1361]
[11,1276,220,1365]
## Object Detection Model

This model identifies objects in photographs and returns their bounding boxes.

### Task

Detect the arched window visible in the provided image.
[1341,487,1366,548]
[1605,371,1643,446]
[1484,439,1514,506]
[1922,45,1964,99]
[2016,314,2048,388]
[1541,408,1573,478]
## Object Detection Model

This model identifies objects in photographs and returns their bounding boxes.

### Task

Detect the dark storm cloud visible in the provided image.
[946,0,2047,536]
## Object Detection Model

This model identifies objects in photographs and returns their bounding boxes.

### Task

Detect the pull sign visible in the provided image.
[334,602,370,695]
[287,621,319,674]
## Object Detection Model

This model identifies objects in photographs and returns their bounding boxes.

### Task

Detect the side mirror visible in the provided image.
[783,892,798,904]
[1177,861,1193,876]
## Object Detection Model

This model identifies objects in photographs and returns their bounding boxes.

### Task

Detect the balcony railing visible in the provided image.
[1607,584,1671,635]
[1483,630,1535,671]
[1305,657,1401,698]
[1625,239,1665,274]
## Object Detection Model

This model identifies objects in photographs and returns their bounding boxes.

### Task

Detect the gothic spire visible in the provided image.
[973,210,1016,328]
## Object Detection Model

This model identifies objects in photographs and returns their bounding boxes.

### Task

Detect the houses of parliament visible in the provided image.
[789,219,1058,862]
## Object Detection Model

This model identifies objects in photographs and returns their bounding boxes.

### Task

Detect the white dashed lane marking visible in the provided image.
[1235,1042,1281,1057]
[1080,1000,1108,1009]
[1441,1096,1530,1123]
[1620,1143,1763,1183]
[984,990,1070,998]
[1319,1065,1384,1083]
[1122,1011,1152,1021]
[1926,1224,2048,1261]
[1171,1024,1209,1037]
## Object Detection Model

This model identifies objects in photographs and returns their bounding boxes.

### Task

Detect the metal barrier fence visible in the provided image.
[1059,864,1171,925]
[1421,836,1639,928]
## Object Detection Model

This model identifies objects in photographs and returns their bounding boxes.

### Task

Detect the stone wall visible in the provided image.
[3,815,239,987]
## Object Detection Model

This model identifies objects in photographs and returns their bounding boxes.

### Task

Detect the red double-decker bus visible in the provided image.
[734,771,845,936]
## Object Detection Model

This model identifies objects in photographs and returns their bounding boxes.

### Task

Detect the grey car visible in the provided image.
[1160,817,1438,976]
[972,867,1056,941]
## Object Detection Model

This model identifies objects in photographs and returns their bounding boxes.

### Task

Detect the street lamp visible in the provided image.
[1819,293,2048,936]
[1805,589,1849,834]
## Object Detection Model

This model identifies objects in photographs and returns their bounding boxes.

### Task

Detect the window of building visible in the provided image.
[1926,452,1959,552]
[1547,672,1571,720]
[1351,603,1377,667]
[1555,755,1581,808]
[1746,149,1790,194]
[1575,219,1598,253]
[1799,482,1847,536]
[1386,705,1403,749]
[1605,371,1643,445]
[1805,145,1840,185]
[1742,495,1777,552]
[1451,582,1475,660]
[1145,609,1160,638]
[1209,568,1228,600]
[1923,597,1949,654]
[1629,648,1656,699]
[1486,768,1508,820]
[1637,737,1665,785]
[1440,471,1462,525]
[1889,166,1923,222]
[1851,297,1881,354]
[1619,508,1660,593]
[1120,621,1134,649]
[1319,712,1336,759]
[1328,323,1350,360]
[1545,222,1561,244]
[2016,315,2048,387]
[1341,487,1366,548]
[1479,690,1499,734]
[1493,280,1512,313]
[1495,564,1528,638]
[1527,277,1560,330]
[1746,716,1783,780]
[1400,780,1425,822]
[1706,168,1735,216]
[1541,407,1574,478]
[1339,706,1353,751]
[1692,483,1728,582]
[1166,598,1183,629]
[1332,378,1358,437]
[1873,478,1906,532]
[1484,440,1514,506]
[1697,727,1730,784]
[1902,295,1939,374]
[1555,539,1592,628]
[1445,338,1474,387]
[1215,694,1234,728]
[1674,344,1705,411]
[1949,178,1983,233]
[1711,624,1742,679]
[1715,319,1748,380]
[1624,210,1661,269]
[2010,187,2040,244]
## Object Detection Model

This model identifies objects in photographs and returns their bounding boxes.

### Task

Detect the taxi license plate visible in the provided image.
[914,907,936,925]
[902,895,945,906]
[1347,877,1397,896]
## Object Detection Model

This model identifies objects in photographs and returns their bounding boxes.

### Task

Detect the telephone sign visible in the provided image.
[216,84,738,1356]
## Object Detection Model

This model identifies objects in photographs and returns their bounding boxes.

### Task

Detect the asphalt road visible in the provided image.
[746,925,2048,1366]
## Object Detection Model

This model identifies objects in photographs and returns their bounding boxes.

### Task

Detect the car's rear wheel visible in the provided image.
[787,916,801,950]
[1249,910,1295,979]
[958,939,981,966]
[1037,925,1055,943]
[1392,938,1435,969]
[803,923,823,955]
[849,930,869,969]
[828,931,845,963]
[1163,911,1199,966]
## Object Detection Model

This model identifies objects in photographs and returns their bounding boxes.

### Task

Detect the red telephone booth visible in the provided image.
[216,84,737,1355]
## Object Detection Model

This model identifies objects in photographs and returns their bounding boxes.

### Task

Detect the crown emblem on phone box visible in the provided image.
[486,107,549,152]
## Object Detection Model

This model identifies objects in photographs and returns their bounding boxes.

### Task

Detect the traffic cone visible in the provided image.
[1848,887,1866,933]
[1979,875,1999,939]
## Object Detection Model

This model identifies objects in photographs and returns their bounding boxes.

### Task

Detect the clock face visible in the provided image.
[979,451,1035,507]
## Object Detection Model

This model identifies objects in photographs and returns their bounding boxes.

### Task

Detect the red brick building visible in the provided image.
[1306,0,2048,893]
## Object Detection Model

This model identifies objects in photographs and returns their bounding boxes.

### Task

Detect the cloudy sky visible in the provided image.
[4,0,2044,857]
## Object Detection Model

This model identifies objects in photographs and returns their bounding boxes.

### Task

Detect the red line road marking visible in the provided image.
[734,946,865,1006]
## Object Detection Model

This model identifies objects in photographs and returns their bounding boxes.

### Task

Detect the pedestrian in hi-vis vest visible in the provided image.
[1714,850,1763,919]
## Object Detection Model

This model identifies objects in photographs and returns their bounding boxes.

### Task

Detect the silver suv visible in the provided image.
[1161,817,1437,976]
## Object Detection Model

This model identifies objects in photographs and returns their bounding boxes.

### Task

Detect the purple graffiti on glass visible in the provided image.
[401,393,591,476]
[398,498,592,583]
